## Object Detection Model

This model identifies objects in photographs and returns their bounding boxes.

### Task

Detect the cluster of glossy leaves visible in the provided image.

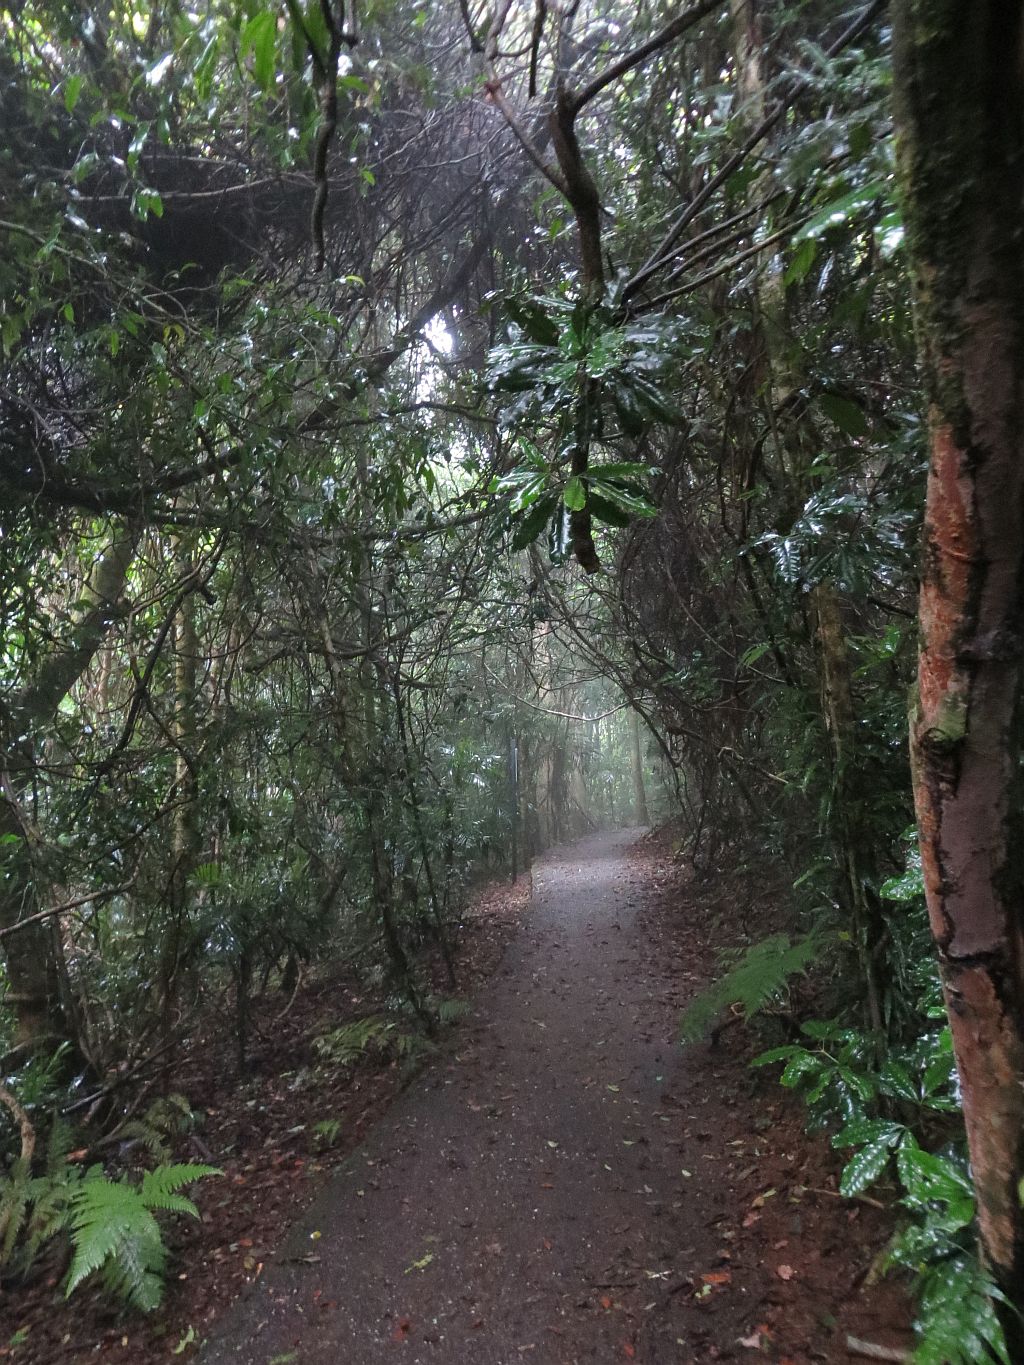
[485,292,681,558]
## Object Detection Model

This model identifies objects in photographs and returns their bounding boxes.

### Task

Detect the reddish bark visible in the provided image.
[894,0,1024,1331]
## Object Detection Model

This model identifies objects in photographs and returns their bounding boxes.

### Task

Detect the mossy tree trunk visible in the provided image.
[0,523,137,1050]
[893,1,1024,1336]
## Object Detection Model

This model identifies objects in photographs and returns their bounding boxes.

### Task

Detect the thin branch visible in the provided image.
[570,0,721,115]
[0,884,135,940]
[624,0,887,301]
[0,1082,35,1164]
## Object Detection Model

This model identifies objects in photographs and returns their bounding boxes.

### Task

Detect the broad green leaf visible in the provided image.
[587,478,657,519]
[588,492,631,528]
[63,75,84,113]
[242,12,277,92]
[563,476,586,511]
[818,392,870,438]
[839,1139,892,1197]
[510,496,556,550]
[796,181,890,241]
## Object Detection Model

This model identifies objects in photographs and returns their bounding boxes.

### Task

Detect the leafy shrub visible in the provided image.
[757,1021,1004,1363]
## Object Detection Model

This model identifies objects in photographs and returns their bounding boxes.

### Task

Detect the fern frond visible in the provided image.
[24,1169,77,1263]
[0,1158,32,1265]
[313,1015,393,1066]
[435,997,471,1024]
[118,1093,196,1162]
[680,934,820,1044]
[140,1163,219,1216]
[44,1117,75,1174]
[65,1164,219,1311]
[66,1178,163,1300]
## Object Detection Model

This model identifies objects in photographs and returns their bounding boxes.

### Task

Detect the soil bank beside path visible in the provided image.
[202,828,910,1364]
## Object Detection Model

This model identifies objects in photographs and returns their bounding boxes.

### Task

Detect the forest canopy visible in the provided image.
[2,2,1024,1361]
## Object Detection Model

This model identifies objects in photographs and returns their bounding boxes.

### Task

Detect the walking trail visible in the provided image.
[201,829,902,1364]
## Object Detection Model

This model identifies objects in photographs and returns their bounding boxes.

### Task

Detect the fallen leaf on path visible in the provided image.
[623,1343,636,1358]
[404,1253,434,1274]
[390,1318,412,1343]
[738,1328,770,1349]
[600,1296,613,1310]
[776,1264,794,1281]
[701,1271,731,1286]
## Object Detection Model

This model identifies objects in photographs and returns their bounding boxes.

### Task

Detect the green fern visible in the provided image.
[117,1093,195,1162]
[435,997,471,1024]
[65,1163,219,1312]
[0,1119,79,1268]
[0,1158,33,1266]
[313,1015,396,1066]
[313,1014,434,1071]
[679,934,820,1044]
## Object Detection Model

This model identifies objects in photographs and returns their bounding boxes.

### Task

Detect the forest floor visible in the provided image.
[1,828,913,1364]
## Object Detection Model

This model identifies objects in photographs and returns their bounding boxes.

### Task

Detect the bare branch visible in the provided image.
[570,0,721,116]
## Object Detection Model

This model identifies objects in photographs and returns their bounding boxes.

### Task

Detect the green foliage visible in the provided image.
[434,997,471,1025]
[0,1118,77,1271]
[65,1164,220,1312]
[679,934,819,1044]
[757,1009,1005,1363]
[312,1015,399,1067]
[899,1253,1008,1365]
[883,1144,1008,1365]
[313,1014,431,1068]
[0,1109,218,1317]
[312,1118,342,1150]
[116,1094,196,1163]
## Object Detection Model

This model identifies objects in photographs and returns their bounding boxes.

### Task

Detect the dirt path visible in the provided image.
[201,830,905,1364]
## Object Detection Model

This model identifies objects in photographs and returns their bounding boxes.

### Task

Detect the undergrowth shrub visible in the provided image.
[681,838,1008,1364]
[0,1087,219,1314]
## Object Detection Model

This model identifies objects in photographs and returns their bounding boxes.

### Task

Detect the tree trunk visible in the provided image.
[630,710,650,827]
[893,1,1024,1335]
[160,561,201,1044]
[812,584,885,1035]
[0,523,136,1050]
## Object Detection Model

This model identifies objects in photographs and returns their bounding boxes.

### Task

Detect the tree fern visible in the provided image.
[679,934,820,1044]
[65,1163,219,1312]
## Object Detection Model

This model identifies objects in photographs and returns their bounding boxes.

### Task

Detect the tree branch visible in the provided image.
[570,0,721,115]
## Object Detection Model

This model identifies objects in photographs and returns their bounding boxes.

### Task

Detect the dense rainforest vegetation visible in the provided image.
[1,1,1023,1360]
